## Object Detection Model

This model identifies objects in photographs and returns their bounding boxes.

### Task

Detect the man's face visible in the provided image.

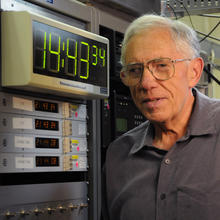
[125,28,195,124]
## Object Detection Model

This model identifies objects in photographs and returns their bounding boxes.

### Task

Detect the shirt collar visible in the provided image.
[186,88,216,136]
[129,88,216,154]
[129,121,153,155]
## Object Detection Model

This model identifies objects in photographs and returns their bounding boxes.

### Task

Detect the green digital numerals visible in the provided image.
[80,42,90,79]
[66,38,77,76]
[49,33,61,72]
[34,30,106,80]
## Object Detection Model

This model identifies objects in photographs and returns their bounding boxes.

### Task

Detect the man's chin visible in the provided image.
[144,112,168,123]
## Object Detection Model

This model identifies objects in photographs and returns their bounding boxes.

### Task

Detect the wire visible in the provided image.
[204,66,220,86]
[168,1,220,88]
[199,20,220,43]
[174,0,196,30]
[196,30,220,42]
[171,0,220,43]
[199,14,220,19]
[166,4,178,20]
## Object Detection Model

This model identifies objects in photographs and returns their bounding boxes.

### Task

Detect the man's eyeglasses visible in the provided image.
[120,58,191,86]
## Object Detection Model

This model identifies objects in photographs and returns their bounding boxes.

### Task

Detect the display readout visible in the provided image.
[116,118,128,132]
[35,119,59,130]
[33,21,107,87]
[34,100,58,113]
[36,156,59,167]
[35,137,59,149]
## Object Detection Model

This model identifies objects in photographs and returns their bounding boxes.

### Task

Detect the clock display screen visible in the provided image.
[35,137,59,149]
[36,156,59,167]
[33,21,107,88]
[34,100,58,113]
[35,119,59,131]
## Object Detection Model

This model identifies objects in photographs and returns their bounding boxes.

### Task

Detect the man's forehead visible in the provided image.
[125,29,179,63]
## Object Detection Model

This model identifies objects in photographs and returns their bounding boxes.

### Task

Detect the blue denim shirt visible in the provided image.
[103,89,220,220]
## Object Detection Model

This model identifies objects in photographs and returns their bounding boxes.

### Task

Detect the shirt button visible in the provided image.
[165,158,171,165]
[160,193,166,200]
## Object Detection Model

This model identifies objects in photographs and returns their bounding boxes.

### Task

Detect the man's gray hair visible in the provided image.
[120,14,200,66]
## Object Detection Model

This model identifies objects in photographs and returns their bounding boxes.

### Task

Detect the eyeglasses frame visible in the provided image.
[121,57,192,86]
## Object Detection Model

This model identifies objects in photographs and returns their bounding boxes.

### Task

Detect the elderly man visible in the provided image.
[102,14,220,220]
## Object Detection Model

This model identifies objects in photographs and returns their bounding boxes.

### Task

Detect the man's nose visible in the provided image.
[138,66,157,89]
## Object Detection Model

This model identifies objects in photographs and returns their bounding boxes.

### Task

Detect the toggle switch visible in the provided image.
[20,210,30,216]
[33,208,43,215]
[80,203,88,208]
[5,211,16,218]
[68,203,78,211]
[58,205,67,213]
[46,207,56,214]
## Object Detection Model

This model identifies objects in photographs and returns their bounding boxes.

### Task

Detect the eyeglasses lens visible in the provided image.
[124,58,174,86]
[149,58,174,80]
[125,63,143,86]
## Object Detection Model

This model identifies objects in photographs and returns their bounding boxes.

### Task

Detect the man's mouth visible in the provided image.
[142,97,165,108]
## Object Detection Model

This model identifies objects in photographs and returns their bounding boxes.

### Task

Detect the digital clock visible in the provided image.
[35,137,59,149]
[36,156,59,167]
[34,100,58,113]
[2,11,109,99]
[35,119,59,131]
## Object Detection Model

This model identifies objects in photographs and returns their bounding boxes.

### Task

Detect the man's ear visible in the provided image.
[188,57,204,88]
[120,71,129,86]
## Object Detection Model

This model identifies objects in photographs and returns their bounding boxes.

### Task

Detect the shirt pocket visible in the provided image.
[177,187,208,220]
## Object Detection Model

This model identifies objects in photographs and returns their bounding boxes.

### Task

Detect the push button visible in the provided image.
[160,193,166,200]
[164,158,171,165]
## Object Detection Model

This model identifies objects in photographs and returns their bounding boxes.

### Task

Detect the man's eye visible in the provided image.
[129,68,141,73]
[157,63,167,68]
[127,65,142,74]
